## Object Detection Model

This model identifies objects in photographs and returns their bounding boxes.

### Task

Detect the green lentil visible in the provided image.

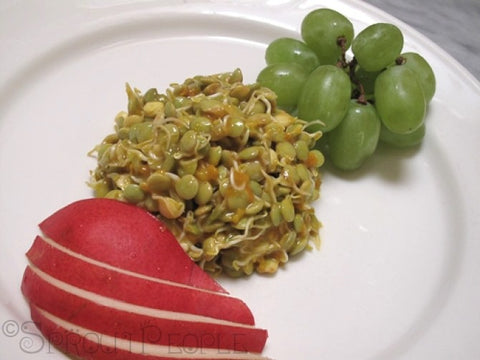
[95,143,111,160]
[240,162,264,182]
[164,101,176,117]
[115,112,126,128]
[294,140,309,161]
[290,236,309,256]
[228,68,243,84]
[229,85,251,101]
[92,179,110,198]
[208,146,222,166]
[179,130,197,155]
[265,122,286,143]
[249,180,263,197]
[283,165,301,185]
[129,122,153,143]
[203,236,220,258]
[280,196,295,222]
[296,163,311,182]
[143,88,159,103]
[227,117,245,137]
[221,150,236,167]
[143,101,164,118]
[198,99,225,116]
[248,100,266,114]
[294,214,305,234]
[279,231,296,252]
[178,158,198,176]
[238,146,262,161]
[105,189,123,200]
[175,174,199,200]
[117,127,129,140]
[163,124,180,144]
[174,96,192,108]
[270,203,283,226]
[245,200,264,215]
[191,116,212,133]
[195,181,213,205]
[124,114,143,127]
[147,172,171,193]
[308,149,325,167]
[123,183,145,203]
[276,141,297,161]
[226,190,249,210]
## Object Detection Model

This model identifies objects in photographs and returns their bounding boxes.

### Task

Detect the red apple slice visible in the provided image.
[38,198,226,293]
[26,235,254,325]
[22,266,267,353]
[29,305,270,360]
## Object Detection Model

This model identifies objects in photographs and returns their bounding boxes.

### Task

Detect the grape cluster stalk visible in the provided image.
[257,8,436,170]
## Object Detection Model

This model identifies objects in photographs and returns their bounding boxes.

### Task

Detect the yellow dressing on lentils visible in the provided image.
[89,69,324,277]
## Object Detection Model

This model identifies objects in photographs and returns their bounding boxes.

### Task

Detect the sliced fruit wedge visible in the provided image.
[26,235,255,325]
[38,198,226,293]
[21,199,269,360]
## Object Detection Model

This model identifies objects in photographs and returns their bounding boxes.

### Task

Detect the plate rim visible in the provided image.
[1,1,480,359]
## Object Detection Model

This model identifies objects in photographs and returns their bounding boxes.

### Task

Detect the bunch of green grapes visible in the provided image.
[257,8,436,170]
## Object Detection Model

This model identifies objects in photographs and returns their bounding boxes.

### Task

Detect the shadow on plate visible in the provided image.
[322,141,424,184]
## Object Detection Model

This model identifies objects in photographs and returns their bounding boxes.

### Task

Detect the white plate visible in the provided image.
[1,1,479,359]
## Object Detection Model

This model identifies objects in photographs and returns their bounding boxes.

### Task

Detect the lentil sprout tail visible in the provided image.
[88,69,324,277]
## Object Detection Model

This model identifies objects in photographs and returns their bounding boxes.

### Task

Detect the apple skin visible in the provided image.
[22,266,267,353]
[30,304,268,360]
[26,235,255,325]
[21,198,269,359]
[39,198,226,293]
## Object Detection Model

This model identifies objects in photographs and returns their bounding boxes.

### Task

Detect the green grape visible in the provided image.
[380,122,425,147]
[374,65,426,134]
[265,37,320,73]
[352,23,403,72]
[256,63,309,110]
[297,65,351,132]
[327,100,381,170]
[399,52,436,103]
[301,8,354,65]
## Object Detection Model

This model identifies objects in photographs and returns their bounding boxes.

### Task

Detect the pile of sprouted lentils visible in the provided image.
[89,69,324,277]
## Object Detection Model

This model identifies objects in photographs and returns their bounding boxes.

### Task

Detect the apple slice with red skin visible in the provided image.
[29,305,269,360]
[22,266,267,353]
[26,235,254,325]
[38,198,226,293]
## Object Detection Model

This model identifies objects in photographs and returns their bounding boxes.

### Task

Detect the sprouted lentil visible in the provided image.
[89,69,324,276]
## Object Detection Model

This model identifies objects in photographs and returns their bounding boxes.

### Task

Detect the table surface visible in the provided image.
[363,0,480,81]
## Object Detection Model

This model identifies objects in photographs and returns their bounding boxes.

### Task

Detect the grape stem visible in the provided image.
[395,56,406,65]
[335,37,368,105]
[347,57,368,105]
[336,36,348,68]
